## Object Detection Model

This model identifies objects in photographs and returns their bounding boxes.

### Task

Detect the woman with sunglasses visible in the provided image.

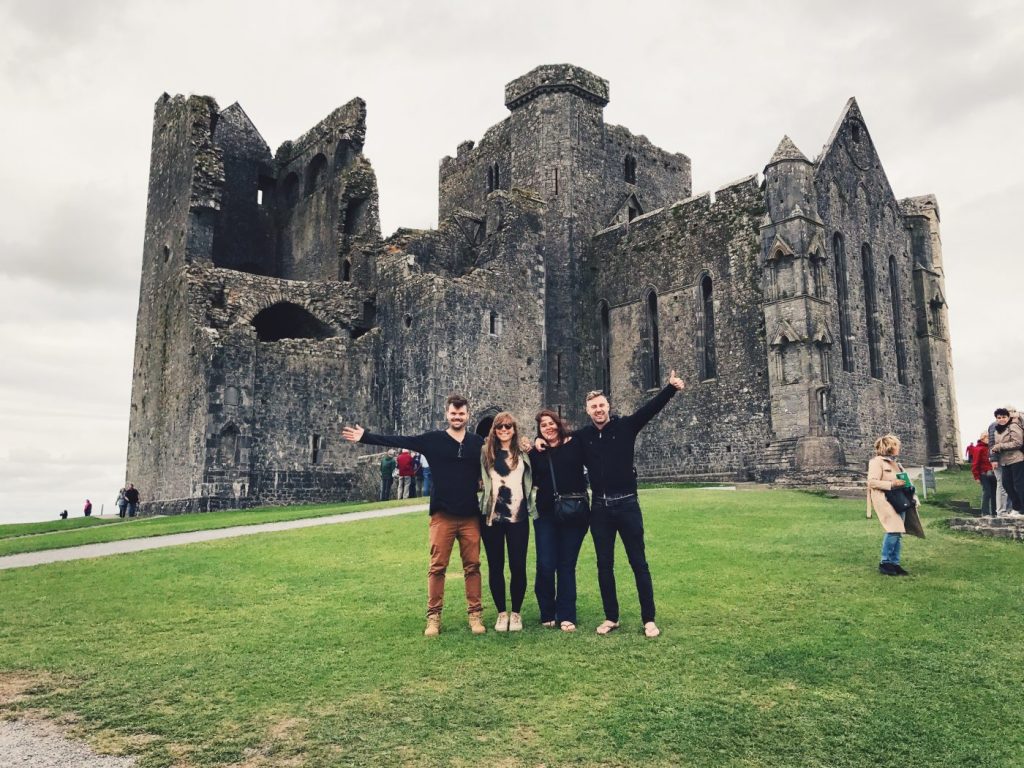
[529,409,589,632]
[479,412,534,632]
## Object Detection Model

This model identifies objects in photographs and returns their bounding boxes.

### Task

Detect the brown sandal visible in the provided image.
[643,621,661,638]
[560,621,576,633]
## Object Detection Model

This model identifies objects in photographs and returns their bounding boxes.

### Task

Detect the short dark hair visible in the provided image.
[994,407,1010,417]
[446,394,469,410]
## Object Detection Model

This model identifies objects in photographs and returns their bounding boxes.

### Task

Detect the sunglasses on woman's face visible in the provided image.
[495,423,515,431]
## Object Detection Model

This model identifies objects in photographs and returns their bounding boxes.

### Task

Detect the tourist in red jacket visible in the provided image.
[396,449,416,499]
[972,433,996,517]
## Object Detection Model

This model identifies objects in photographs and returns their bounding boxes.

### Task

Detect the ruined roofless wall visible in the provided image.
[584,177,772,481]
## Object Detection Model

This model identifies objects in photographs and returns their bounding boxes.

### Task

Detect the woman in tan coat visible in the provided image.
[867,434,925,576]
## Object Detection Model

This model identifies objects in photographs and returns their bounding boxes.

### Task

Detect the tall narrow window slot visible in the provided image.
[832,233,854,372]
[888,255,908,385]
[599,301,611,394]
[861,244,883,379]
[700,275,717,379]
[641,290,660,389]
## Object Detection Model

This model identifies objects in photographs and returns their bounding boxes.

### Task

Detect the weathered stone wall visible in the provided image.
[127,94,223,504]
[585,177,773,480]
[813,102,929,468]
[211,104,276,275]
[438,120,512,221]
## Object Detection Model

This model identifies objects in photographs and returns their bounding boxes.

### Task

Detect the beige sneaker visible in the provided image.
[424,615,441,637]
[509,612,523,632]
[495,611,509,632]
[468,611,486,635]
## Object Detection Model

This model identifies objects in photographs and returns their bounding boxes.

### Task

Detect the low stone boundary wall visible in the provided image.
[948,516,1024,541]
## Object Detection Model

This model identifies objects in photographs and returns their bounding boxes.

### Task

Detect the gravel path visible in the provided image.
[0,719,137,767]
[0,503,428,570]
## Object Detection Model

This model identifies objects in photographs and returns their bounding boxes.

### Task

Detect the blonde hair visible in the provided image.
[483,411,521,471]
[874,434,901,456]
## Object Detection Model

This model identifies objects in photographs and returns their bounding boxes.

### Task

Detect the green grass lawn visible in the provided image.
[0,498,425,558]
[0,515,118,540]
[0,485,1020,767]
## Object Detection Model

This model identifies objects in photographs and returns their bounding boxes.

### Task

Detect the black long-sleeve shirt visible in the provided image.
[576,385,678,497]
[359,430,484,517]
[529,438,587,518]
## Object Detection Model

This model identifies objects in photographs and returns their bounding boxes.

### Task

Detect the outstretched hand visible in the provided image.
[667,369,685,391]
[341,425,365,443]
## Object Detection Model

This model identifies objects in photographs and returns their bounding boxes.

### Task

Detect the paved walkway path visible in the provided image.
[0,504,428,571]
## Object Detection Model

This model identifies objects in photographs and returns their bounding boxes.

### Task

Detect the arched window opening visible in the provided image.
[251,302,334,342]
[700,275,717,380]
[310,434,323,465]
[343,198,368,236]
[282,172,300,206]
[832,233,854,372]
[851,123,861,143]
[305,154,328,196]
[333,140,354,172]
[342,259,352,282]
[486,166,494,193]
[599,301,611,394]
[624,155,637,184]
[217,423,240,467]
[488,310,501,336]
[641,290,660,389]
[889,255,908,385]
[810,252,825,298]
[493,162,500,191]
[861,244,883,379]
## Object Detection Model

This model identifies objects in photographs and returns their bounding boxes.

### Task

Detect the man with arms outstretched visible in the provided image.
[580,371,685,638]
[342,395,486,637]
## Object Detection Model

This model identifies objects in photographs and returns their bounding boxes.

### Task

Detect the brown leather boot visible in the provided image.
[467,611,486,635]
[424,615,441,637]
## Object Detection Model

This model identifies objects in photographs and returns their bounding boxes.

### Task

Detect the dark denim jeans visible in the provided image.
[980,472,997,516]
[533,515,589,624]
[590,497,655,624]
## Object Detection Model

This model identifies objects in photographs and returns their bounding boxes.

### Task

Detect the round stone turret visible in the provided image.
[764,135,816,222]
[504,64,609,110]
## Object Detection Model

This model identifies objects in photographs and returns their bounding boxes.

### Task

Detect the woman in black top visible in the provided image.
[529,409,589,632]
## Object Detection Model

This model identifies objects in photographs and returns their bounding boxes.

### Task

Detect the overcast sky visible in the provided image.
[1,0,1021,523]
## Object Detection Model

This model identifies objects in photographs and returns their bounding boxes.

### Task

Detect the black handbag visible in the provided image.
[546,453,590,526]
[885,486,916,513]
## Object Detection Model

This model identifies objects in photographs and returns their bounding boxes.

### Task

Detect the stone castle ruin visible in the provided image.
[127,64,960,514]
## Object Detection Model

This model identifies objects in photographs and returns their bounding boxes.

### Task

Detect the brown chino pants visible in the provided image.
[427,512,482,617]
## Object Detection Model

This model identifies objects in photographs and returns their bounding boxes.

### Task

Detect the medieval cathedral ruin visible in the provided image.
[127,64,959,514]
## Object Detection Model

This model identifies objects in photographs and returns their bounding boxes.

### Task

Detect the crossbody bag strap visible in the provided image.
[545,447,561,498]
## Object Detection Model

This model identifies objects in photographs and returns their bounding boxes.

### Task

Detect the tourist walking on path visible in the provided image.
[574,370,685,638]
[83,500,92,517]
[124,484,140,517]
[116,489,128,518]
[529,409,589,632]
[342,394,487,637]
[990,407,1024,515]
[867,434,925,576]
[479,412,533,633]
[971,432,997,517]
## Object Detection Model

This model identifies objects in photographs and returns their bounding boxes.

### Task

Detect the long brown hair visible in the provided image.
[483,411,521,471]
[535,409,570,446]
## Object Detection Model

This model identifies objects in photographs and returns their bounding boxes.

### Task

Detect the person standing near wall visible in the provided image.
[972,432,996,517]
[991,408,1024,516]
[988,405,1015,516]
[124,484,140,518]
[396,450,416,500]
[379,450,397,501]
[116,488,128,518]
[867,434,925,576]
[342,395,487,637]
